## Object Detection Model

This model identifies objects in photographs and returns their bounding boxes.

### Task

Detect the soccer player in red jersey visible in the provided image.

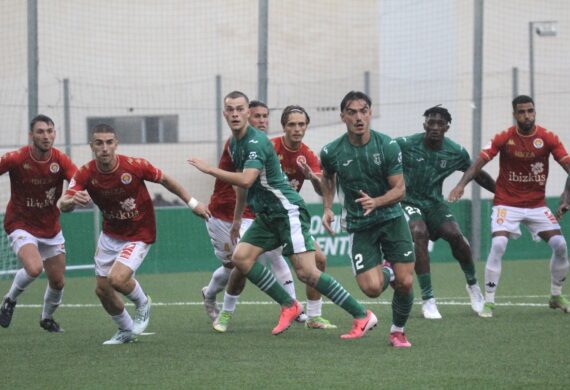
[271,105,337,329]
[449,95,570,317]
[0,115,77,333]
[60,124,210,344]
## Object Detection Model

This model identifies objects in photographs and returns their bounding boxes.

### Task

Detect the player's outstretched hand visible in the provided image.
[448,185,464,202]
[297,160,314,180]
[187,157,211,174]
[355,190,377,216]
[322,208,336,236]
[73,190,91,207]
[230,220,241,245]
[192,202,211,220]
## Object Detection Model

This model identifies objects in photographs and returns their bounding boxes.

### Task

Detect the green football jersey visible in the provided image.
[320,130,404,232]
[396,133,471,209]
[229,126,305,214]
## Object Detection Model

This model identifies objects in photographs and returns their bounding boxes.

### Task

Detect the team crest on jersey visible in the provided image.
[373,153,381,165]
[50,162,60,173]
[248,151,257,160]
[440,160,447,168]
[296,155,307,165]
[120,173,132,185]
[533,138,544,149]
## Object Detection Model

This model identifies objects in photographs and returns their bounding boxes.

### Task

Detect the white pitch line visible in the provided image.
[12,298,553,309]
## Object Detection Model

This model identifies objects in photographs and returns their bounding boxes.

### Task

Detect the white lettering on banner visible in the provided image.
[316,236,350,256]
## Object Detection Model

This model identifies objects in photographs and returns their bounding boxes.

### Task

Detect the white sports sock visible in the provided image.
[205,266,231,298]
[548,235,569,296]
[306,299,322,318]
[484,236,508,303]
[390,324,404,333]
[111,309,134,331]
[221,292,239,313]
[266,253,296,299]
[126,280,147,308]
[7,268,37,300]
[42,286,63,320]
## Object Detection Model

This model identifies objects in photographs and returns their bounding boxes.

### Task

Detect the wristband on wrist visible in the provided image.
[188,197,199,210]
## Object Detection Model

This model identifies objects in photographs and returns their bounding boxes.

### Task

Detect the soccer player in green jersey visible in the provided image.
[396,105,495,319]
[189,91,376,339]
[320,91,415,348]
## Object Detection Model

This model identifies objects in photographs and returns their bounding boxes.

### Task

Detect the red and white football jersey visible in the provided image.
[271,136,321,192]
[208,138,255,222]
[481,125,570,208]
[65,155,162,244]
[0,146,77,238]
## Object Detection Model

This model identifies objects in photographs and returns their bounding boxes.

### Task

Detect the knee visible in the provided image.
[394,273,414,294]
[107,273,127,291]
[490,236,509,256]
[315,251,327,271]
[25,263,43,278]
[95,285,106,300]
[361,285,382,298]
[49,278,65,290]
[548,235,568,257]
[410,225,429,243]
[295,268,311,284]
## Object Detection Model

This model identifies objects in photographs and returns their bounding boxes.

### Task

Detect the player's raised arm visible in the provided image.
[448,156,488,201]
[188,157,259,189]
[160,173,210,220]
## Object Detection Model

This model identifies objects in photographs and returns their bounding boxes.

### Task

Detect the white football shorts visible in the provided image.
[490,205,561,241]
[8,229,65,261]
[94,232,150,277]
[206,217,254,265]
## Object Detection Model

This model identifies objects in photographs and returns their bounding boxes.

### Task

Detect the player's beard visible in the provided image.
[517,119,535,133]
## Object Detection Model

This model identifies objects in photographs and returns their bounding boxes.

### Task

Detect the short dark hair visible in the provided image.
[90,123,116,139]
[423,105,452,123]
[249,100,268,110]
[281,105,311,127]
[340,91,372,112]
[512,95,534,111]
[29,114,54,132]
[224,90,249,103]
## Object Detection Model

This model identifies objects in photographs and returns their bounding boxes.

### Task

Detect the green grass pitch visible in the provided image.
[1,259,569,389]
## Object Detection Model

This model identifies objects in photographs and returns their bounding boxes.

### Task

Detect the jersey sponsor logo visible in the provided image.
[403,251,412,257]
[507,170,546,186]
[342,160,353,167]
[121,173,132,185]
[25,186,57,208]
[248,139,259,144]
[23,162,31,170]
[533,138,544,149]
[507,139,516,146]
[416,157,424,162]
[514,151,535,158]
[50,163,60,173]
[373,153,381,165]
[120,197,136,211]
